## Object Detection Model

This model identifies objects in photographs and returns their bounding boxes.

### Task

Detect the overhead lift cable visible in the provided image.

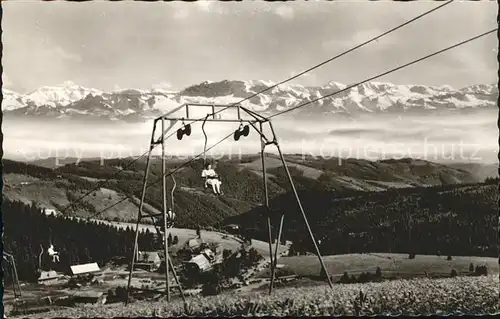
[85,27,496,301]
[86,131,235,220]
[60,0,454,219]
[60,149,151,215]
[268,28,498,119]
[87,27,497,221]
[219,0,455,113]
[176,0,455,129]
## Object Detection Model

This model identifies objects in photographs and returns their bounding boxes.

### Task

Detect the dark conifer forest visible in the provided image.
[2,199,156,282]
[226,178,499,258]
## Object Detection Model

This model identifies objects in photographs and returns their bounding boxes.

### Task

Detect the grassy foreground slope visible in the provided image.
[18,275,499,317]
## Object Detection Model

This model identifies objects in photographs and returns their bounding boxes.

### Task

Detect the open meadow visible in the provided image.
[266,253,499,280]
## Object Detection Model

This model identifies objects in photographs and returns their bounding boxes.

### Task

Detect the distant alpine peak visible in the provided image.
[325,81,347,89]
[20,81,104,108]
[2,80,496,121]
[246,80,276,87]
[40,80,100,93]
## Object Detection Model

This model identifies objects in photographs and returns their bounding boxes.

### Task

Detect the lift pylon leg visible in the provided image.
[161,118,171,302]
[269,121,334,289]
[126,139,154,305]
[126,119,185,305]
[259,122,277,295]
[168,253,186,303]
[255,120,333,293]
[270,213,285,290]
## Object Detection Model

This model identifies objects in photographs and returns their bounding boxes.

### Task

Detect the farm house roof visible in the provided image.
[70,262,101,276]
[38,270,59,281]
[201,248,215,260]
[43,208,58,215]
[185,254,211,271]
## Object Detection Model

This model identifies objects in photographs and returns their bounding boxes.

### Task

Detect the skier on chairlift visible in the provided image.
[154,209,176,231]
[201,163,223,195]
[47,244,60,263]
[166,209,176,228]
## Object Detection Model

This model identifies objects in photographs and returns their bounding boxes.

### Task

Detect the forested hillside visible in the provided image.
[2,156,492,229]
[2,157,497,283]
[225,178,499,258]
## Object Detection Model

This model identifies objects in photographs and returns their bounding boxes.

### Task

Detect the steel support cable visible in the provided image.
[63,116,215,218]
[268,28,498,119]
[64,118,195,219]
[98,28,496,223]
[87,131,234,220]
[65,27,496,224]
[83,27,498,221]
[174,0,455,127]
[60,0,453,217]
[60,148,151,215]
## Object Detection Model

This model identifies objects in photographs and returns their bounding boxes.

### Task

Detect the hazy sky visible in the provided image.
[2,1,497,93]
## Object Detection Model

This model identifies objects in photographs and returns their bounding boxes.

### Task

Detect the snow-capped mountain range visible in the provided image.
[2,80,497,122]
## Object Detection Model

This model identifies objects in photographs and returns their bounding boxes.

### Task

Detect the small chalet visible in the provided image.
[38,270,61,284]
[70,262,102,277]
[134,251,161,271]
[184,254,212,273]
[72,291,107,305]
[43,208,58,217]
[200,248,215,262]
[183,247,221,274]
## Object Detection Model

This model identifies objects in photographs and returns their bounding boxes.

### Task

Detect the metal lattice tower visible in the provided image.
[125,103,333,304]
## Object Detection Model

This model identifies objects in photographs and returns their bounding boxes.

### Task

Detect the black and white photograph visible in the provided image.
[1,0,498,317]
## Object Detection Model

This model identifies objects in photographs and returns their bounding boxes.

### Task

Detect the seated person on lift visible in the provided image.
[155,209,176,231]
[201,163,223,195]
[47,244,60,263]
